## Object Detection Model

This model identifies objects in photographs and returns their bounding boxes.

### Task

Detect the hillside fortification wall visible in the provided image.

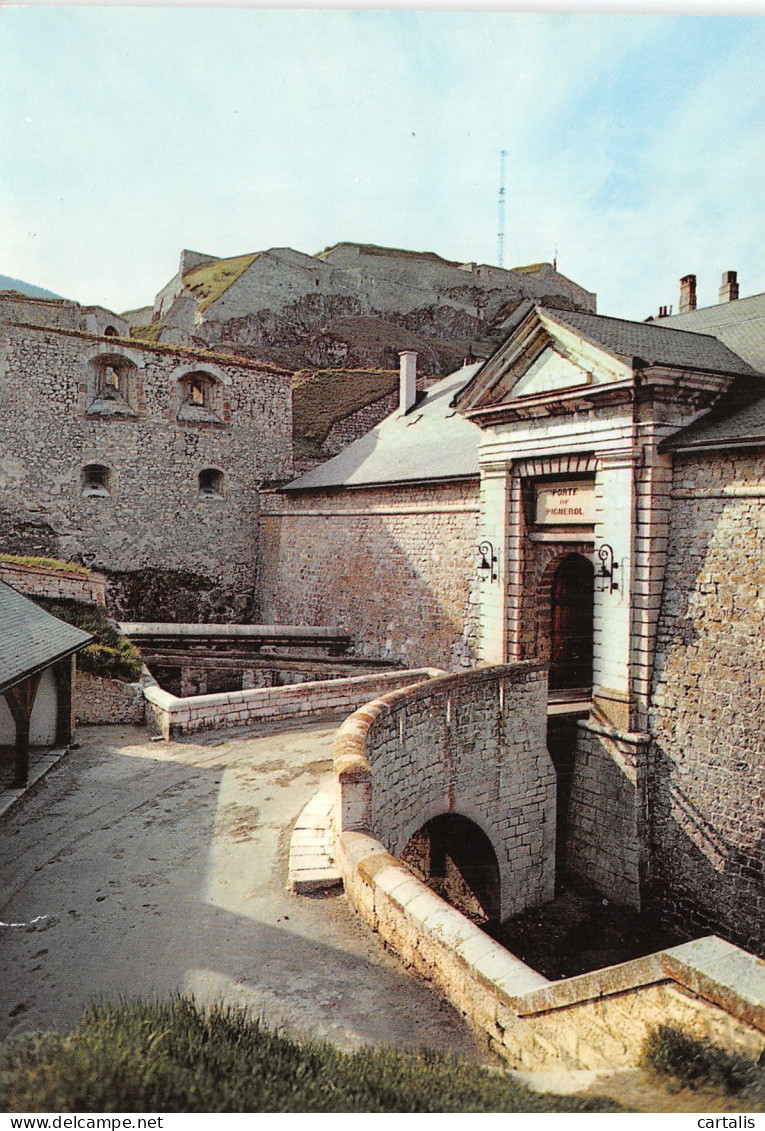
[0,316,292,621]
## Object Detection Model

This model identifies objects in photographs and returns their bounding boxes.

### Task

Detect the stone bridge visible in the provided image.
[333,662,555,922]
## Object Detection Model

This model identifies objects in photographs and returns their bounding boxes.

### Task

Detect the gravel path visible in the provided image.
[0,723,487,1060]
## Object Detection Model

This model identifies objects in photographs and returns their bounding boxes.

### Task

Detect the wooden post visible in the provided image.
[54,656,75,746]
[4,673,42,787]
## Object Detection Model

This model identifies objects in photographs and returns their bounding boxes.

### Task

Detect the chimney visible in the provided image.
[399,350,417,414]
[679,274,697,314]
[719,270,739,303]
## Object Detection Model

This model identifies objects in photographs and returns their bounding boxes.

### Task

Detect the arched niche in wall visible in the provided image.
[198,467,224,499]
[86,353,139,417]
[176,369,225,425]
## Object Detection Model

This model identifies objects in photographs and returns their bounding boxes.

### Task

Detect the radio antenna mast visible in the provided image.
[497,149,507,268]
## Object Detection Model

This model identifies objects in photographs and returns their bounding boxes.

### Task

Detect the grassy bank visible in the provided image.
[0,995,622,1114]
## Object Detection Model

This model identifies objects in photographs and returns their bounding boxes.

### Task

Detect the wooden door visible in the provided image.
[549,554,594,691]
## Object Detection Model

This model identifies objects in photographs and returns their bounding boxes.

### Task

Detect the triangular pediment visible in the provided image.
[509,347,591,398]
[455,306,633,417]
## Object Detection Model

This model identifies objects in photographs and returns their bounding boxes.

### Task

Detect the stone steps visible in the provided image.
[288,782,343,894]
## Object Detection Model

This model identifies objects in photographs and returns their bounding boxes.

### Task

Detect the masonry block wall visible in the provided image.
[565,720,649,908]
[649,452,765,954]
[259,480,481,670]
[336,662,555,919]
[0,319,292,621]
[75,671,145,726]
[0,559,107,606]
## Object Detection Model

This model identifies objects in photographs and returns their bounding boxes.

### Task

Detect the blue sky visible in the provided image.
[1,6,764,320]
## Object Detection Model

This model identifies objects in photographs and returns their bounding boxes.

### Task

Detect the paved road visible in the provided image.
[0,723,487,1059]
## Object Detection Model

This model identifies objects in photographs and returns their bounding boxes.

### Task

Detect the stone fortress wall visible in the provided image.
[0,301,293,621]
[648,450,765,954]
[258,480,481,672]
[0,292,130,337]
[316,244,596,321]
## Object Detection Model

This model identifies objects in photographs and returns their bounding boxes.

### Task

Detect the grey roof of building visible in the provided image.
[282,364,482,491]
[662,386,765,452]
[663,292,765,373]
[0,581,93,694]
[548,308,760,378]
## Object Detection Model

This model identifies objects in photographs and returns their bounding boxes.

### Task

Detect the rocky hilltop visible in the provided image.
[127,242,596,373]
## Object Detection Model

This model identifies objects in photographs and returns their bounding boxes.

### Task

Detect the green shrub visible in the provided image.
[0,995,623,1114]
[32,599,143,683]
[642,1024,761,1094]
[77,642,143,683]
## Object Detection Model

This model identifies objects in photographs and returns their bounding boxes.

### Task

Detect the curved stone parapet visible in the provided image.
[332,663,765,1069]
[143,666,445,740]
[336,830,765,1071]
[333,661,555,920]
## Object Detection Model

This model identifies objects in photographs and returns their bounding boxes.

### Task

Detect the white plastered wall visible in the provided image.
[592,457,635,704]
[478,463,510,663]
[29,667,58,746]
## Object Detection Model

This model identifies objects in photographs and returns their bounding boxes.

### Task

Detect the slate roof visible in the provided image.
[662,387,765,452]
[663,292,765,373]
[0,582,93,694]
[282,364,481,491]
[547,308,760,379]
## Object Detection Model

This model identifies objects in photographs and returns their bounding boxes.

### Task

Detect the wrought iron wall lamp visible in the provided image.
[597,544,619,593]
[478,540,498,583]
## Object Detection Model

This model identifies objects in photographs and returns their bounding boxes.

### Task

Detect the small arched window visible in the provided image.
[103,325,119,337]
[82,464,112,497]
[86,354,137,417]
[187,374,208,406]
[198,468,224,499]
[177,371,223,424]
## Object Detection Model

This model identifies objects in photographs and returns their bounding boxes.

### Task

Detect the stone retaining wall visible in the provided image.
[337,829,765,1069]
[144,668,443,740]
[565,720,649,909]
[0,560,106,606]
[75,671,146,725]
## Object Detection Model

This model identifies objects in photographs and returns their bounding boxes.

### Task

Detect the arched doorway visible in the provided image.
[400,813,501,929]
[549,553,594,692]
